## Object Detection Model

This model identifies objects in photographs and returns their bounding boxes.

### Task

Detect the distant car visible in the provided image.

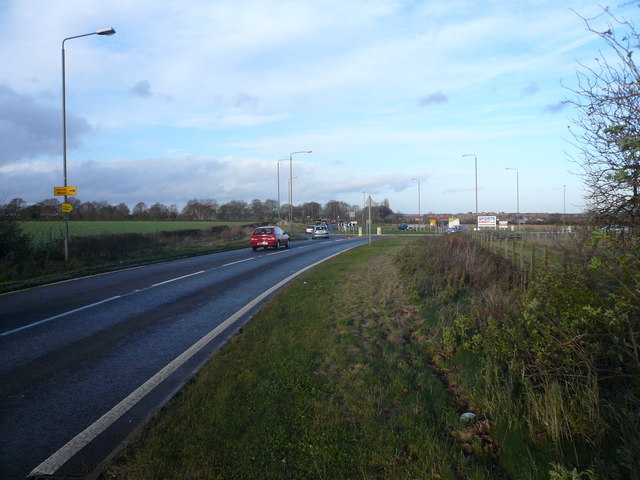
[600,225,629,233]
[312,225,329,239]
[446,225,471,234]
[306,225,315,234]
[396,223,409,230]
[251,226,289,251]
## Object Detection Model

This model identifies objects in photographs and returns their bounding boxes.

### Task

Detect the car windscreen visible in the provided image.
[254,228,273,235]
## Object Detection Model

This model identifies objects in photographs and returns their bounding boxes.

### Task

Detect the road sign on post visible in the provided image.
[61,203,73,213]
[54,186,77,196]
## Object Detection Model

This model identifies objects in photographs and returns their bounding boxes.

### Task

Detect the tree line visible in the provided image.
[2,197,401,223]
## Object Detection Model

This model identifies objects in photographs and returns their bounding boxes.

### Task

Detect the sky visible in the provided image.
[1,0,637,215]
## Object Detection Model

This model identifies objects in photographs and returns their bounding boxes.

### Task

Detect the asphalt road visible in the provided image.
[0,235,372,480]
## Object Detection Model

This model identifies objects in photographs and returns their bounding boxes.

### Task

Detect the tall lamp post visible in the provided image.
[276,159,288,221]
[288,150,312,235]
[563,184,566,226]
[411,178,420,229]
[461,154,478,227]
[506,167,520,228]
[62,27,116,262]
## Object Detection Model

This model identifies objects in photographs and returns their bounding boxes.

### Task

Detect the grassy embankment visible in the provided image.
[394,234,639,479]
[107,233,639,480]
[107,237,501,480]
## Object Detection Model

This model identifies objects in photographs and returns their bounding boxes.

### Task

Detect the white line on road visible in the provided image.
[151,270,205,287]
[222,258,255,267]
[3,270,213,337]
[266,250,289,256]
[0,296,122,337]
[29,244,361,478]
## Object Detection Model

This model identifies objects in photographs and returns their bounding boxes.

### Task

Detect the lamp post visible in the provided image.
[367,195,372,245]
[288,150,312,235]
[461,154,478,227]
[506,168,520,228]
[411,178,420,229]
[62,27,116,262]
[276,159,288,221]
[563,184,566,226]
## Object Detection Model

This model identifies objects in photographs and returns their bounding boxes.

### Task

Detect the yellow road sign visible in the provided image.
[61,203,73,213]
[54,186,77,196]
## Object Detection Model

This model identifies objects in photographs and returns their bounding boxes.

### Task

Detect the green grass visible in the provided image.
[107,238,498,480]
[19,221,248,245]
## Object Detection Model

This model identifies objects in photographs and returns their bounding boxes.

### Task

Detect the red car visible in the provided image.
[251,226,290,251]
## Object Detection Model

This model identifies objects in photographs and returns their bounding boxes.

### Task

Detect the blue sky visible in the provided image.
[1,0,637,215]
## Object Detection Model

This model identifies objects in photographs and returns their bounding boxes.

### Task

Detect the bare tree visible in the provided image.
[132,202,149,219]
[181,199,218,221]
[565,7,640,225]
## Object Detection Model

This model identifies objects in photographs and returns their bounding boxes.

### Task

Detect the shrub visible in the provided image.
[395,234,640,479]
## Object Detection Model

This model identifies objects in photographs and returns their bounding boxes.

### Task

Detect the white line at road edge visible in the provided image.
[0,296,122,337]
[29,243,362,477]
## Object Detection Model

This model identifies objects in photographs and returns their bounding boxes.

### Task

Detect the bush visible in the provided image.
[0,218,32,275]
[395,234,640,479]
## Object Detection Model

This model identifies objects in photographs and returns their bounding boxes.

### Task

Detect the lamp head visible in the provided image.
[96,27,116,36]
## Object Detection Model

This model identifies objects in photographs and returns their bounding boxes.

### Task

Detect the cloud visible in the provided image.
[131,80,152,97]
[0,84,92,165]
[544,102,568,113]
[233,92,260,110]
[418,91,449,107]
[521,82,540,97]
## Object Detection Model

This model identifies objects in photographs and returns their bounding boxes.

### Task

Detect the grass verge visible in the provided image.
[106,238,497,480]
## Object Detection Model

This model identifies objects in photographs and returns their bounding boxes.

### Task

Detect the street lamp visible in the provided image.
[276,159,288,221]
[288,150,312,235]
[62,27,116,262]
[563,184,566,226]
[461,154,478,226]
[506,168,520,228]
[411,178,420,229]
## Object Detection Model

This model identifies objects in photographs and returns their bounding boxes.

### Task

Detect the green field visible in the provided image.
[19,221,248,245]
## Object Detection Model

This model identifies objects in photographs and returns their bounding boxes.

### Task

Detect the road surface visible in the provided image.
[0,236,371,479]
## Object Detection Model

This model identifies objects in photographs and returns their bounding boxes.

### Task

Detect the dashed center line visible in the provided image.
[222,257,256,267]
[152,270,204,287]
[1,296,122,337]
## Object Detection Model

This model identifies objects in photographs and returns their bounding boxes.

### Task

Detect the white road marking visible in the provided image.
[151,270,204,287]
[2,270,208,336]
[0,296,122,337]
[222,258,255,267]
[266,250,289,256]
[29,244,361,477]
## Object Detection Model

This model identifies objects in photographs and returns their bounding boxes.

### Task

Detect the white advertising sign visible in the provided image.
[477,215,497,227]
